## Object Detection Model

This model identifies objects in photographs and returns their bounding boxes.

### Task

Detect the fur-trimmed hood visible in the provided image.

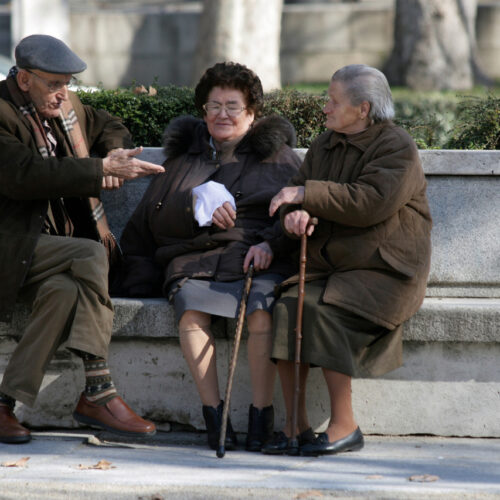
[163,114,297,161]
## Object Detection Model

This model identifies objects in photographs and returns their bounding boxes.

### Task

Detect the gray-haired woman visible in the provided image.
[263,64,432,456]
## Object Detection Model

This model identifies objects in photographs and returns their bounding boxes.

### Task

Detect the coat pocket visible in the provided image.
[378,241,418,279]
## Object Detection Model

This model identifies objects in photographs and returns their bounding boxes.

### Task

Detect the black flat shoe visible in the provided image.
[300,427,364,456]
[261,427,316,455]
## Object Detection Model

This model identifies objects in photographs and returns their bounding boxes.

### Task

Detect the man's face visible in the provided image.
[17,69,73,119]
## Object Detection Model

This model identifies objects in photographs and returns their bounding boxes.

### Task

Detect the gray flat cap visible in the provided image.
[15,34,87,74]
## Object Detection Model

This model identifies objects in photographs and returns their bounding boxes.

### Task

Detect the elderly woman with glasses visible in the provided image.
[263,64,432,456]
[119,62,301,451]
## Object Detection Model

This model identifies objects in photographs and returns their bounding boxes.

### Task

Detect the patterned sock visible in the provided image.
[0,391,15,408]
[81,353,117,406]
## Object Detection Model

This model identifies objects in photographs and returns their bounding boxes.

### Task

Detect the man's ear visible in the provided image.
[16,69,31,92]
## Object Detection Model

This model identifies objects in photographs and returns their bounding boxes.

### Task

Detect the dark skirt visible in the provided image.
[168,273,284,323]
[271,279,403,378]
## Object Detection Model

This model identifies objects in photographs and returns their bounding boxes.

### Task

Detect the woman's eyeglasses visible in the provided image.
[203,102,247,117]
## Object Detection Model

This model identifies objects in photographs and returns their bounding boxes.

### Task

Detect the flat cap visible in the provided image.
[15,34,87,74]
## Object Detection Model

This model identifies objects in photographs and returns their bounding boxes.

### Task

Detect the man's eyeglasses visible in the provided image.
[25,69,76,93]
[203,102,247,117]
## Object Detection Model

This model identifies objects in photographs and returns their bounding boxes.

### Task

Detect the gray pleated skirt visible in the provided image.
[168,273,284,323]
[271,279,403,378]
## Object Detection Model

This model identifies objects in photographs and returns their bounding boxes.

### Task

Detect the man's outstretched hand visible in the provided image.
[102,147,165,180]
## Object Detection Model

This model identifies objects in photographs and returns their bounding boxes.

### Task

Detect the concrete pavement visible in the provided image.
[0,429,499,499]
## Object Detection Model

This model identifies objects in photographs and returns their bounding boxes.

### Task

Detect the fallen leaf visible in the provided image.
[409,474,439,482]
[133,85,148,95]
[86,435,102,446]
[77,459,116,470]
[1,457,30,468]
[366,474,384,479]
[294,491,324,499]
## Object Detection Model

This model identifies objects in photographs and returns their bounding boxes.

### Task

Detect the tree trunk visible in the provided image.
[384,0,489,90]
[193,0,283,91]
[11,0,70,48]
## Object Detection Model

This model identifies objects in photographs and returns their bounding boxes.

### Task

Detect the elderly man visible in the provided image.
[0,34,165,444]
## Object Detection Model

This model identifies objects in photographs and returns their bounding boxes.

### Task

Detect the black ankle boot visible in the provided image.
[202,401,238,451]
[245,404,274,452]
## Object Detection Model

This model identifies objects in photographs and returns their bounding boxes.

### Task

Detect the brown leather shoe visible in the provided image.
[73,394,156,437]
[0,403,31,444]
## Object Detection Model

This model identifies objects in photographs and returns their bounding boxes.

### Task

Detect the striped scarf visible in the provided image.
[6,68,118,260]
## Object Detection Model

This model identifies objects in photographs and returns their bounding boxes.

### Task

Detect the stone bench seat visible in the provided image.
[1,148,499,437]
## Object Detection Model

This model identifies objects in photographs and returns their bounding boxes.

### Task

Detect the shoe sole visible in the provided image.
[261,447,288,455]
[301,441,364,457]
[73,411,156,438]
[245,442,263,452]
[0,434,32,444]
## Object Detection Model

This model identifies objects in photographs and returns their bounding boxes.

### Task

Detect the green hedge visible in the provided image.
[76,86,498,150]
[445,94,500,149]
[77,86,197,147]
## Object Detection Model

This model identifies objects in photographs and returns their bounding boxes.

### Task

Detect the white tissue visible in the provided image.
[192,181,236,227]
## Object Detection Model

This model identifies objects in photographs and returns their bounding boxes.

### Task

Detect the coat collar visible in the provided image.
[325,121,391,152]
[163,114,296,161]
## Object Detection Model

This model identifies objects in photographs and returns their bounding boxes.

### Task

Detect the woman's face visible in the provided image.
[203,86,255,143]
[323,80,370,135]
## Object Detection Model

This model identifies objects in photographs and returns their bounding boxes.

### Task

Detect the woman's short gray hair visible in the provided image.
[331,64,394,123]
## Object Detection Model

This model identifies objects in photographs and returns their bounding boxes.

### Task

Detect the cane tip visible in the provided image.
[216,446,225,458]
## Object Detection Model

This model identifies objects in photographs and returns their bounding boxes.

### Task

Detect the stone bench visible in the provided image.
[1,148,499,437]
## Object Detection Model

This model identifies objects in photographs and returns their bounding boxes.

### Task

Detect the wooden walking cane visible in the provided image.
[288,217,318,455]
[217,263,255,458]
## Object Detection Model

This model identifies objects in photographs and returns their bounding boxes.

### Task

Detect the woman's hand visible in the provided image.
[243,241,273,272]
[269,186,305,217]
[212,201,236,229]
[284,209,316,237]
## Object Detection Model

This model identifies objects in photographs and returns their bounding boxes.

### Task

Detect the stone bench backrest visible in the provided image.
[101,148,500,299]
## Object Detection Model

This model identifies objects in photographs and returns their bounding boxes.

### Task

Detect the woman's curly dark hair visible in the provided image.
[194,62,264,118]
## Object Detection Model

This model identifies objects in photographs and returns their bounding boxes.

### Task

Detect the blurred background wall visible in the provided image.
[1,0,499,88]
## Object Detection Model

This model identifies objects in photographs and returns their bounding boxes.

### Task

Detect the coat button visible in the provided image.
[155,202,162,210]
[186,207,191,213]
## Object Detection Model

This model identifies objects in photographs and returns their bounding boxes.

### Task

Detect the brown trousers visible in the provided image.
[0,234,114,407]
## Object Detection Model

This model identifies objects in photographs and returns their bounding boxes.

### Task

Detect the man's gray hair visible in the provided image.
[331,64,394,123]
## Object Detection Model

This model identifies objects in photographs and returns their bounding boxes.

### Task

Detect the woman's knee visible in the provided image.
[247,310,272,336]
[178,310,212,331]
